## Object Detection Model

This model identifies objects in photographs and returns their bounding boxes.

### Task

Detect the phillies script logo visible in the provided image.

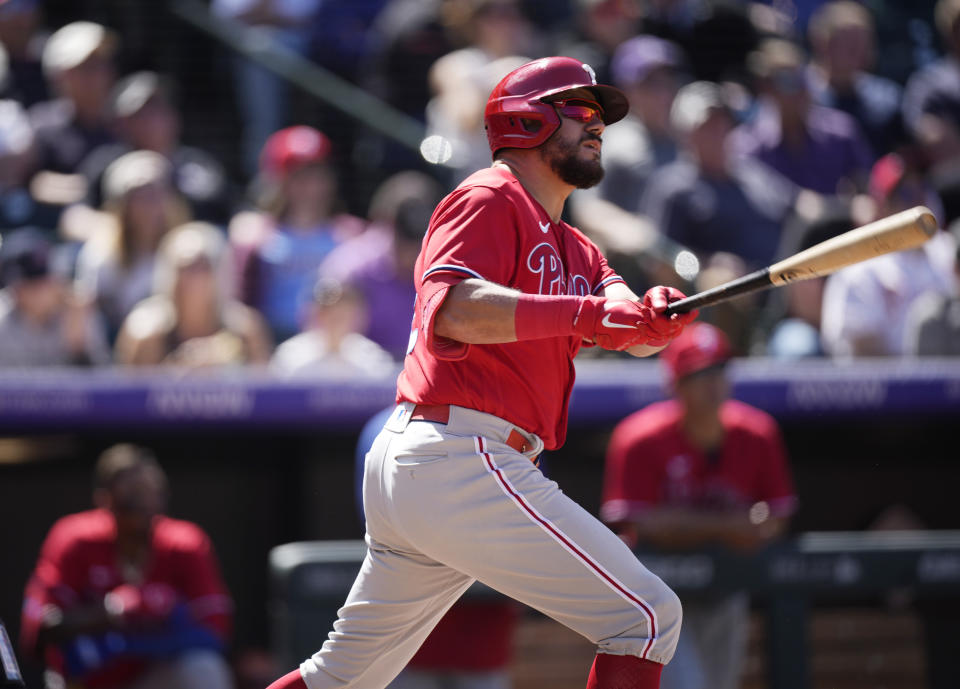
[526,242,590,296]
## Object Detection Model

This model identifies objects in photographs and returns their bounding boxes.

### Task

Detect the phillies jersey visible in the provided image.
[396,166,624,450]
[600,399,797,523]
[21,509,233,687]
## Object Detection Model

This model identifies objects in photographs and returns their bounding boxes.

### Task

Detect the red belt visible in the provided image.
[411,404,535,456]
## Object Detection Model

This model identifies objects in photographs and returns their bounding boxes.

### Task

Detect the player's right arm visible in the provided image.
[434,278,681,350]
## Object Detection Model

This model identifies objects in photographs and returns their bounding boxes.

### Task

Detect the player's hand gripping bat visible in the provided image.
[663,206,939,316]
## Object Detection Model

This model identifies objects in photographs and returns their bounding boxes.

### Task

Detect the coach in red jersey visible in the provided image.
[602,322,797,689]
[20,444,234,689]
[267,56,697,689]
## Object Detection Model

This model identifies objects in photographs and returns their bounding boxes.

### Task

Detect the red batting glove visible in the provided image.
[641,286,699,346]
[573,296,661,351]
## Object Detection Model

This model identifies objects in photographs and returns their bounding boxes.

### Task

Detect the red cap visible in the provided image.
[868,153,906,203]
[259,125,331,179]
[659,322,732,382]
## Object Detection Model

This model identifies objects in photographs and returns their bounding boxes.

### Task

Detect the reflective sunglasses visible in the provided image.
[551,98,605,124]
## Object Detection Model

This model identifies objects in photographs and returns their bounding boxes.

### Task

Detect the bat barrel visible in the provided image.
[663,205,939,316]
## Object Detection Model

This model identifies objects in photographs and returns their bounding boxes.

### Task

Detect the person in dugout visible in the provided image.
[20,443,235,689]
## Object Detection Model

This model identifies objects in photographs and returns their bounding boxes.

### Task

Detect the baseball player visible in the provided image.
[601,322,797,689]
[266,56,697,689]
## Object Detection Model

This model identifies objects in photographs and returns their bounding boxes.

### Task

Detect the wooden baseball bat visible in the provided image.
[663,206,939,315]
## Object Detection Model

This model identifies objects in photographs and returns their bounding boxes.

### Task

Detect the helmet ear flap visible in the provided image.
[485,105,559,157]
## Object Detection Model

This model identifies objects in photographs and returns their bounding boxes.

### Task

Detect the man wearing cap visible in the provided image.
[601,322,797,689]
[264,55,697,689]
[639,79,799,272]
[28,21,120,206]
[230,124,364,343]
[76,70,235,226]
[0,227,111,366]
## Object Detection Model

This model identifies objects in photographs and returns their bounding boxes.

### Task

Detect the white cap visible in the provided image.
[41,21,117,79]
[669,81,730,135]
[102,150,171,203]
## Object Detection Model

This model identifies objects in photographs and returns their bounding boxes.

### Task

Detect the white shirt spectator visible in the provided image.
[270,330,395,379]
[821,230,957,357]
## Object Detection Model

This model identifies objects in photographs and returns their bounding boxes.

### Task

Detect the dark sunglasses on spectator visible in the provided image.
[551,99,605,123]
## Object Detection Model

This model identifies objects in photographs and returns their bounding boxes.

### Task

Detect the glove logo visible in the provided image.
[601,313,634,329]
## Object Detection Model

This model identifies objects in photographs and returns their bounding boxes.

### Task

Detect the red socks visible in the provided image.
[265,669,308,689]
[586,653,663,689]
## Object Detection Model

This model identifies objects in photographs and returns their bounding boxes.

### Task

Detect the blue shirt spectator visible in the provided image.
[640,81,798,270]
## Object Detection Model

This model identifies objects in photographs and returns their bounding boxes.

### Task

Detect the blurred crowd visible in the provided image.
[1,0,960,376]
[7,3,960,689]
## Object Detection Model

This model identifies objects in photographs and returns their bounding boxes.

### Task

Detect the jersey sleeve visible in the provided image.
[600,415,662,524]
[416,186,521,360]
[421,185,520,289]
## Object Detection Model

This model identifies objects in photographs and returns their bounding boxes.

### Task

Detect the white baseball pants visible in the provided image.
[299,403,682,689]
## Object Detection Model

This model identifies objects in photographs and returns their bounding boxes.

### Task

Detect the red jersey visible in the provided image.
[21,509,233,687]
[600,399,797,523]
[396,166,623,449]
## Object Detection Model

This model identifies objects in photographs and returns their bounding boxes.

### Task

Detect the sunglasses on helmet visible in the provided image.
[551,98,605,124]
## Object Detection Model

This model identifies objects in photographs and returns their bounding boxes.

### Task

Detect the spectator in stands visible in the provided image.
[20,443,235,689]
[734,37,874,196]
[0,0,48,107]
[425,0,535,184]
[74,149,189,343]
[904,217,960,356]
[639,0,760,85]
[0,97,61,233]
[568,34,685,288]
[0,226,110,367]
[753,195,855,358]
[211,0,320,178]
[640,79,798,272]
[270,276,393,378]
[229,125,364,344]
[805,1,906,157]
[551,0,643,86]
[115,221,272,368]
[601,322,797,689]
[902,0,960,173]
[354,0,455,176]
[78,70,236,226]
[318,169,445,360]
[28,21,120,208]
[592,34,684,215]
[821,151,956,358]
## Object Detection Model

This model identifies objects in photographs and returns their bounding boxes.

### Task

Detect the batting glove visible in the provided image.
[573,296,664,351]
[641,286,698,347]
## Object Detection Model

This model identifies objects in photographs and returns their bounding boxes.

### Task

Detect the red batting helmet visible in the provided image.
[484,56,629,156]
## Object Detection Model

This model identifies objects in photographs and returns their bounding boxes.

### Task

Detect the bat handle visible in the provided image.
[663,268,773,316]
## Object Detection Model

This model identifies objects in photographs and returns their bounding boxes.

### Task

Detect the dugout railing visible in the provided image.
[267,531,960,689]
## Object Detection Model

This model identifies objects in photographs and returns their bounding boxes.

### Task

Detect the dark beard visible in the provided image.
[541,132,604,188]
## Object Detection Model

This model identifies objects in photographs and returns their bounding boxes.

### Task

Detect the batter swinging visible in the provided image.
[266,56,698,689]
